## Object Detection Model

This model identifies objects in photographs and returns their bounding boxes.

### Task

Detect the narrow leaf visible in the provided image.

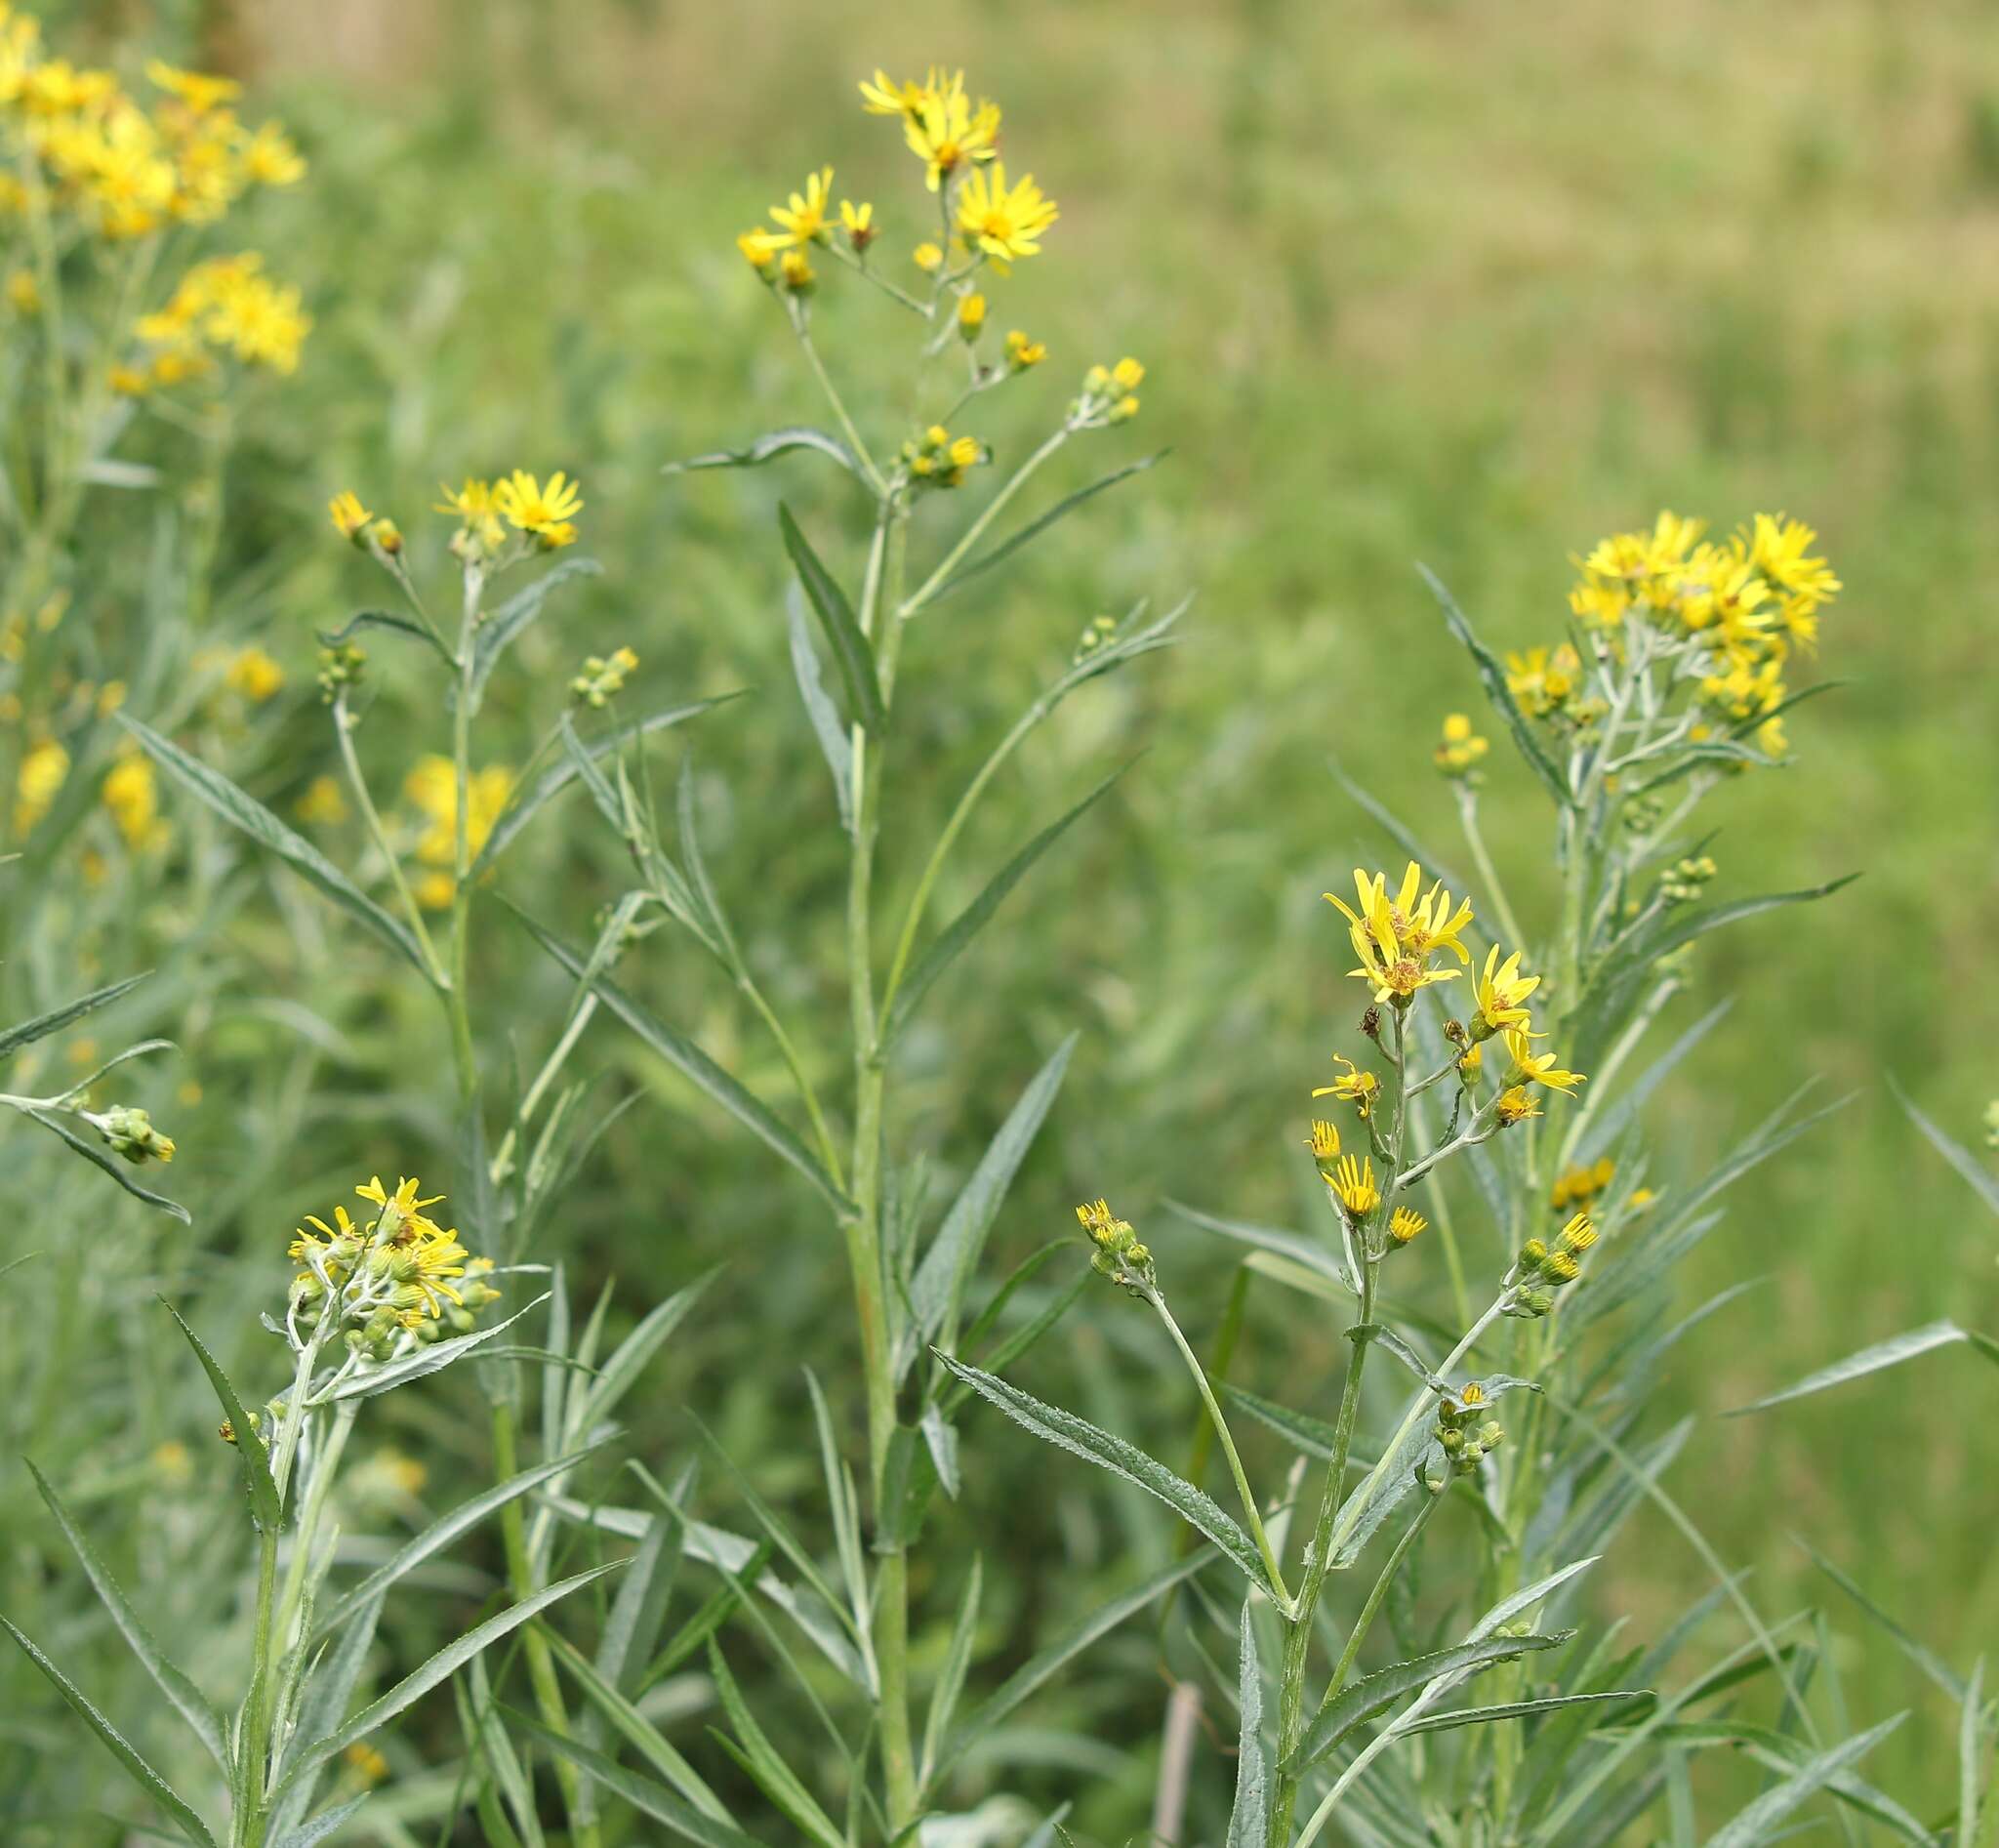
[885,764,1131,1046]
[161,1301,279,1530]
[779,504,883,734]
[1731,1320,1986,1415]
[787,585,854,832]
[316,608,452,664]
[0,971,149,1061]
[510,1709,770,1847]
[1706,1713,1906,1848]
[1,1617,218,1848]
[470,556,604,701]
[574,1268,719,1436]
[1226,1599,1270,1848]
[1399,1690,1650,1735]
[707,1642,846,1848]
[22,1108,189,1221]
[667,427,861,480]
[315,1294,551,1403]
[920,1557,983,1789]
[269,1794,372,1848]
[516,909,853,1215]
[119,716,428,973]
[1894,1076,1999,1218]
[936,1354,1276,1597]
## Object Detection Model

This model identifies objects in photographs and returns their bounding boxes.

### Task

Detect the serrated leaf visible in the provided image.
[119,715,430,975]
[0,971,150,1061]
[667,426,861,480]
[1294,1631,1570,1768]
[472,695,739,878]
[21,1107,189,1221]
[884,764,1131,1046]
[1226,1599,1269,1848]
[779,504,883,735]
[516,910,853,1216]
[314,1294,551,1403]
[276,1564,621,1792]
[898,1034,1077,1378]
[920,451,1168,605]
[1419,564,1572,807]
[25,1462,225,1770]
[936,1354,1277,1597]
[162,1301,279,1530]
[1,1618,218,1847]
[469,555,604,702]
[1706,1713,1906,1848]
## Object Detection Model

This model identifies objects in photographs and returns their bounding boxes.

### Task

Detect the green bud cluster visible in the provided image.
[317,642,366,703]
[1077,1197,1157,1295]
[1434,1383,1504,1478]
[1660,853,1717,903]
[93,1103,175,1165]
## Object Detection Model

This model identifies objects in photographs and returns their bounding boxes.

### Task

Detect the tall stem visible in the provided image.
[900,427,1068,616]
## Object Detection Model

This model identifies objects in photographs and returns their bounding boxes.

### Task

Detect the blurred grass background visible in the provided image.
[10,0,1999,1828]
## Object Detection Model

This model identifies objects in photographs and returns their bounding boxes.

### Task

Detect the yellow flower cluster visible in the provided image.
[404,755,511,909]
[128,252,311,384]
[0,16,305,241]
[1555,511,1840,757]
[288,1175,500,1356]
[101,748,166,852]
[11,734,67,834]
[1326,861,1475,1005]
[902,423,987,489]
[1433,712,1489,777]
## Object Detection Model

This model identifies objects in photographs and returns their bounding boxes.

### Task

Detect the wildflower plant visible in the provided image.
[944,513,1961,1837]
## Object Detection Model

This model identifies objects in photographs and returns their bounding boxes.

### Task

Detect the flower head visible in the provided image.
[328,490,373,543]
[1434,712,1489,777]
[767,165,836,247]
[1388,1207,1427,1247]
[1312,1052,1381,1119]
[1472,945,1540,1040]
[1076,1196,1156,1294]
[1502,1029,1585,1093]
[956,162,1057,265]
[494,470,583,546]
[1327,1155,1379,1219]
[903,78,1000,190]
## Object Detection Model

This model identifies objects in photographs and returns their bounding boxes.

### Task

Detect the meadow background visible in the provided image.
[6,0,1998,1832]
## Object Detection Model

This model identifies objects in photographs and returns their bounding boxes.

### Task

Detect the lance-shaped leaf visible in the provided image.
[472,694,740,878]
[934,1550,1212,1781]
[1,1617,218,1848]
[919,1557,983,1789]
[469,555,604,702]
[1895,1076,1999,1217]
[1706,1712,1907,1848]
[310,1441,603,1645]
[787,585,853,833]
[1418,563,1572,807]
[25,1461,225,1770]
[667,426,862,481]
[162,1301,279,1531]
[898,1034,1078,1379]
[516,910,854,1217]
[1218,1383,1342,1461]
[936,1354,1278,1598]
[269,1794,372,1848]
[920,451,1169,605]
[544,1631,729,1823]
[510,1711,770,1848]
[317,608,453,665]
[0,971,149,1061]
[779,504,883,734]
[20,1106,188,1222]
[1292,1630,1571,1768]
[314,1294,551,1403]
[119,715,430,975]
[1398,1689,1650,1735]
[884,762,1132,1047]
[1731,1319,1998,1415]
[1226,1600,1270,1848]
[707,1642,847,1848]
[276,1564,622,1793]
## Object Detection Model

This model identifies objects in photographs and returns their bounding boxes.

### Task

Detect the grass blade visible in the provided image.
[1730,1319,1986,1415]
[1706,1712,1906,1848]
[510,1709,770,1847]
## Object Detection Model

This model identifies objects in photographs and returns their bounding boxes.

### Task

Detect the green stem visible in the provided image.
[900,426,1069,616]
[271,1402,357,1662]
[1149,1287,1290,1610]
[236,1524,280,1848]
[1314,1494,1437,1723]
[1454,782,1525,951]
[332,692,448,988]
[796,325,889,497]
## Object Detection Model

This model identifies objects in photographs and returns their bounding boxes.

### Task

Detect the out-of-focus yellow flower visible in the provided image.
[295,774,347,826]
[1434,712,1489,776]
[404,755,511,903]
[839,197,876,251]
[912,241,943,272]
[224,645,284,702]
[778,248,815,295]
[737,226,783,273]
[102,753,167,850]
[1005,328,1046,370]
[344,1742,388,1786]
[1550,1157,1614,1213]
[956,162,1057,265]
[903,79,1000,190]
[7,267,38,312]
[858,67,930,117]
[767,165,836,247]
[108,362,151,395]
[493,470,583,548]
[151,1441,192,1486]
[958,291,986,337]
[13,737,70,834]
[328,490,373,542]
[570,646,638,709]
[242,120,305,187]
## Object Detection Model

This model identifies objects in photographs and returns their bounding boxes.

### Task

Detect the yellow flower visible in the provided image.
[1494,1085,1541,1127]
[767,165,836,247]
[1325,862,1471,1003]
[958,291,987,336]
[404,755,512,893]
[1327,1155,1379,1218]
[1434,712,1489,775]
[1005,328,1046,369]
[1502,1029,1585,1093]
[108,363,150,396]
[1311,1052,1380,1120]
[736,226,783,272]
[1388,1207,1427,1246]
[1549,1157,1613,1213]
[242,120,306,187]
[329,490,373,543]
[295,774,347,825]
[224,645,284,702]
[912,241,944,272]
[13,737,69,834]
[144,60,242,114]
[1305,1119,1341,1166]
[151,1441,192,1486]
[1556,1210,1598,1253]
[779,249,816,294]
[1472,945,1539,1039]
[858,67,932,117]
[956,162,1058,265]
[1112,356,1145,391]
[839,198,876,251]
[344,1742,388,1786]
[494,470,583,542]
[102,754,165,850]
[903,79,1000,190]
